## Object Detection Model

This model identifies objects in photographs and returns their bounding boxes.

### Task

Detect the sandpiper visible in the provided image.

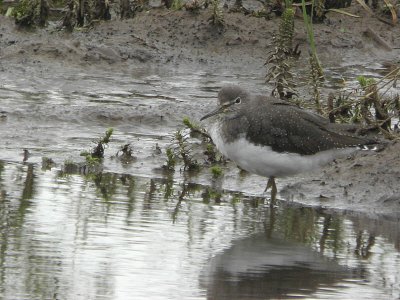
[200,85,376,204]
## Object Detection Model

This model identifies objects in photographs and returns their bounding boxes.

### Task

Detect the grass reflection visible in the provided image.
[76,173,380,261]
[0,161,399,299]
[263,204,346,256]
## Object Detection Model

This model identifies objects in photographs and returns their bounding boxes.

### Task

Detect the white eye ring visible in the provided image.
[235,97,241,104]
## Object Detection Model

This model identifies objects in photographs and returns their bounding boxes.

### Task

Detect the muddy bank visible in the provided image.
[279,141,400,219]
[1,5,400,218]
[1,6,400,70]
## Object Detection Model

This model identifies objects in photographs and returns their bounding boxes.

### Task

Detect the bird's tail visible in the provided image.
[358,138,387,152]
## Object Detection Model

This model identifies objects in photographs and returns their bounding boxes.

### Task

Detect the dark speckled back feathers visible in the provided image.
[216,86,374,156]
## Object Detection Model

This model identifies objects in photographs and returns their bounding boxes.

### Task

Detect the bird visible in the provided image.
[200,85,377,205]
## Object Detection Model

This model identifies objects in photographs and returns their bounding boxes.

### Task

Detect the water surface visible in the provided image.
[0,161,399,299]
[1,65,399,299]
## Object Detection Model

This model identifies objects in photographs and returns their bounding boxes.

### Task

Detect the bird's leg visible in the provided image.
[264,176,276,193]
[264,177,277,207]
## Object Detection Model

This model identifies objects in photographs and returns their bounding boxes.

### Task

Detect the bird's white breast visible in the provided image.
[209,122,356,178]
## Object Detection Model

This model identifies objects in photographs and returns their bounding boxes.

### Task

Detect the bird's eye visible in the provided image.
[235,97,241,104]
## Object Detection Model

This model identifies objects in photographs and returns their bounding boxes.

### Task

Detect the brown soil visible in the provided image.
[280,141,400,219]
[1,5,399,70]
[1,4,400,217]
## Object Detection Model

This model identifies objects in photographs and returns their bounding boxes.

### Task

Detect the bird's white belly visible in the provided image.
[209,124,356,178]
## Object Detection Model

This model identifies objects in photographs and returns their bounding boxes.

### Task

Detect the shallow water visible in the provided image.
[1,65,399,299]
[0,65,265,168]
[0,161,399,299]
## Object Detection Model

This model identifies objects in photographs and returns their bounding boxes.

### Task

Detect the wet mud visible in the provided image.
[1,5,400,295]
[1,5,400,219]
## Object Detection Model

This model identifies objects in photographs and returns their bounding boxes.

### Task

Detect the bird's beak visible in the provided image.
[200,106,224,121]
[201,97,240,121]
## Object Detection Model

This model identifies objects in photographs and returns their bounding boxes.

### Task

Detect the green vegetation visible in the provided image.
[210,165,223,177]
[182,116,199,133]
[263,0,399,140]
[11,0,49,27]
[209,0,224,27]
[162,117,223,176]
[301,0,324,113]
[174,130,199,171]
[171,0,183,10]
[63,159,80,174]
[3,0,396,39]
[163,147,176,171]
[204,143,218,163]
[183,117,210,139]
[325,71,399,139]
[202,188,222,203]
[80,128,113,165]
[357,75,375,88]
[59,128,114,175]
[41,157,55,170]
[357,76,391,132]
[265,7,298,99]
[278,5,294,53]
[2,0,398,187]
[313,0,325,21]
[63,0,111,28]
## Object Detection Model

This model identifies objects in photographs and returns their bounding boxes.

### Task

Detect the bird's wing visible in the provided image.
[245,100,369,155]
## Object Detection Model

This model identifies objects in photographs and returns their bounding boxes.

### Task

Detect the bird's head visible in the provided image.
[201,85,249,121]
